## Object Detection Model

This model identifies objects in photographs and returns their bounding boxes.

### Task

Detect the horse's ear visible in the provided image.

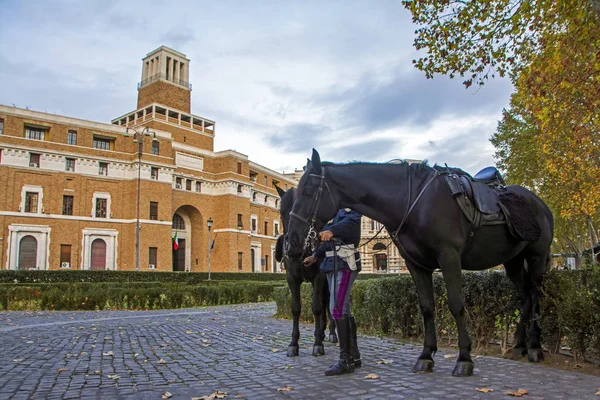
[275,235,284,262]
[275,184,286,198]
[311,148,322,174]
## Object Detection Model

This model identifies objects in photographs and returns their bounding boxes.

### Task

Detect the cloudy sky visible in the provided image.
[0,0,513,175]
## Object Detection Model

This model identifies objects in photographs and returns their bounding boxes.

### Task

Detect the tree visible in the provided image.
[403,0,599,88]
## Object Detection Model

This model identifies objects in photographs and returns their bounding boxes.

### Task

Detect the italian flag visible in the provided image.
[173,232,179,250]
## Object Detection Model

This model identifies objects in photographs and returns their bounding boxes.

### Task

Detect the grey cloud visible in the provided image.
[160,29,195,49]
[266,123,332,153]
[331,138,400,162]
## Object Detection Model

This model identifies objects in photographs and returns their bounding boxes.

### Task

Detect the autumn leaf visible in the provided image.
[157,358,167,364]
[272,348,279,353]
[161,392,172,399]
[107,374,120,380]
[12,359,23,362]
[504,389,529,397]
[277,386,293,392]
[365,373,380,380]
[235,395,244,399]
[103,351,114,356]
[443,354,457,359]
[57,367,68,374]
[252,337,264,342]
[595,389,600,396]
[376,359,393,365]
[476,388,494,393]
[192,391,228,399]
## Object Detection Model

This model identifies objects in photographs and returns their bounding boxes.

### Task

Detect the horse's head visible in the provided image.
[286,149,340,258]
[274,184,295,264]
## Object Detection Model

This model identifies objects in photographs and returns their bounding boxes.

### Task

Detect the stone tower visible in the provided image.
[137,46,192,113]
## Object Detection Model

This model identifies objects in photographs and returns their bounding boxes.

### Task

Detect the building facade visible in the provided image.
[0,46,295,273]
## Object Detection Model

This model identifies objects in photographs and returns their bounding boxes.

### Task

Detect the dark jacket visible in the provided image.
[315,209,362,273]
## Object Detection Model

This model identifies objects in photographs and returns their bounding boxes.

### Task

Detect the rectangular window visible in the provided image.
[0,118,4,135]
[251,218,257,233]
[237,214,243,229]
[60,245,71,267]
[95,198,107,218]
[24,192,38,213]
[186,179,192,191]
[264,176,267,186]
[65,158,75,172]
[25,126,46,141]
[237,162,242,174]
[152,140,159,155]
[249,171,257,182]
[176,177,182,188]
[274,222,279,236]
[237,184,243,193]
[29,153,40,167]
[93,137,111,150]
[149,247,158,267]
[264,221,268,235]
[238,252,243,271]
[98,162,108,176]
[151,167,159,179]
[67,130,77,145]
[150,201,158,220]
[195,182,202,192]
[62,195,74,215]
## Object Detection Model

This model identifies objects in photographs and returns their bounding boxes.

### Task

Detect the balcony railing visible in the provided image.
[138,73,192,90]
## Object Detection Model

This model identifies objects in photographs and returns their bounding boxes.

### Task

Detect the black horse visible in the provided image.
[274,185,337,357]
[286,149,553,376]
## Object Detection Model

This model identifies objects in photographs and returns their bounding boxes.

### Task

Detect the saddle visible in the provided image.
[443,166,540,248]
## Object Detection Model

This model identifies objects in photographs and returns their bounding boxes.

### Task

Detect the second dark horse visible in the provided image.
[274,185,337,356]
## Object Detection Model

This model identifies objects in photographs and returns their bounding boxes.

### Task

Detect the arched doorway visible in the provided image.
[91,239,107,270]
[172,205,203,272]
[372,242,387,272]
[18,235,37,270]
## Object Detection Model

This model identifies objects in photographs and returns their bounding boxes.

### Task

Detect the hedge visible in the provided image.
[0,270,394,285]
[274,269,600,362]
[0,281,284,311]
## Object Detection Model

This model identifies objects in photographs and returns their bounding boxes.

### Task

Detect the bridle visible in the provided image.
[288,168,337,253]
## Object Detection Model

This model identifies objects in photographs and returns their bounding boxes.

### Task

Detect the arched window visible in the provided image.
[18,235,38,270]
[373,242,386,251]
[172,214,185,230]
[91,239,107,270]
[264,195,268,204]
[275,199,279,208]
[252,192,257,201]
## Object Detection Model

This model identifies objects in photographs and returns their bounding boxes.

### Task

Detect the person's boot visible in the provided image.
[349,316,362,368]
[325,316,355,376]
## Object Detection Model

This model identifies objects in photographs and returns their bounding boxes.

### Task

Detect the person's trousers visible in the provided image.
[327,269,358,320]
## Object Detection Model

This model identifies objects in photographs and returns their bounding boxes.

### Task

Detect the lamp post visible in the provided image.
[125,126,157,271]
[207,217,213,280]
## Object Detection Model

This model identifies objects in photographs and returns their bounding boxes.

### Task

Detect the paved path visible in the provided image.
[0,303,598,399]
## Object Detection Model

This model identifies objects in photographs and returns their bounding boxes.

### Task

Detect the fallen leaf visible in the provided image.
[595,389,600,396]
[235,395,244,399]
[476,388,494,393]
[26,341,33,344]
[376,359,393,365]
[167,379,176,384]
[365,373,380,380]
[158,358,167,364]
[133,353,139,358]
[443,354,457,359]
[57,367,68,374]
[107,374,121,380]
[192,390,229,399]
[12,359,23,362]
[277,386,293,392]
[504,389,529,397]
[272,348,279,353]
[186,330,193,334]
[103,351,114,356]
[252,337,264,342]
[161,392,172,399]
[201,339,211,343]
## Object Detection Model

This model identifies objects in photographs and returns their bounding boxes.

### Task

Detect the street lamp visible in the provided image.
[125,126,157,271]
[207,217,213,280]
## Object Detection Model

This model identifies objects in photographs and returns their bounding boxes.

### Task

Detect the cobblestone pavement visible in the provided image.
[1,303,598,400]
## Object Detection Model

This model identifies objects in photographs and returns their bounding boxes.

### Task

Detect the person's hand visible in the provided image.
[319,230,333,241]
[303,256,316,267]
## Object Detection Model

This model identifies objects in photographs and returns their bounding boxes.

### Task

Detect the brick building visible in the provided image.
[0,46,296,273]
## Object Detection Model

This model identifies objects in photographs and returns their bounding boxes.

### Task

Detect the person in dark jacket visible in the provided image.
[304,208,362,375]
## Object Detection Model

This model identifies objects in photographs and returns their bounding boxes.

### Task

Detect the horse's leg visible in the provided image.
[287,279,301,357]
[408,264,437,373]
[525,252,549,363]
[504,256,531,358]
[326,286,338,343]
[439,256,474,377]
[311,275,326,356]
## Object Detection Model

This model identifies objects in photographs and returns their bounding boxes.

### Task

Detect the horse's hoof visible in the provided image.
[527,348,544,363]
[312,344,325,356]
[512,347,527,359]
[287,345,299,357]
[452,361,474,377]
[328,334,338,344]
[412,359,434,373]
